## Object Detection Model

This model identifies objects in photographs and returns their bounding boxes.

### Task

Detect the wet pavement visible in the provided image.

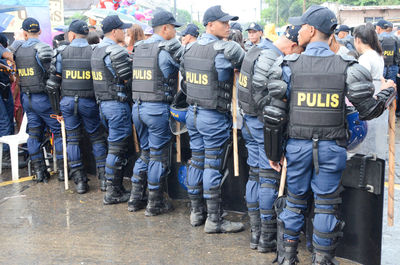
[1,120,400,264]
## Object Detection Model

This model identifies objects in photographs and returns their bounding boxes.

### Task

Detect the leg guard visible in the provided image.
[89,127,107,169]
[312,189,344,265]
[66,128,82,169]
[204,139,232,175]
[28,127,44,161]
[204,188,244,234]
[248,209,261,250]
[97,166,106,192]
[56,159,71,182]
[276,218,299,265]
[148,143,171,189]
[104,138,130,205]
[128,171,148,212]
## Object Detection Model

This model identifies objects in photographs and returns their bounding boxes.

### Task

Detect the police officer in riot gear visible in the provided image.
[376,20,399,83]
[261,6,396,265]
[238,25,302,252]
[335,25,355,51]
[14,18,63,182]
[91,15,133,204]
[129,10,182,216]
[47,20,107,193]
[181,24,199,46]
[181,5,245,233]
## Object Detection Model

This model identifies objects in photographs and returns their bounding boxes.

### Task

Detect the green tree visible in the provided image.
[176,8,192,25]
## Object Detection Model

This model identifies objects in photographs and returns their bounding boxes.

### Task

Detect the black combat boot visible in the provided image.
[204,198,244,233]
[56,159,65,182]
[248,210,261,250]
[32,160,50,183]
[144,185,173,217]
[258,217,277,253]
[188,193,206,227]
[103,166,130,205]
[312,251,339,265]
[128,171,147,212]
[97,167,106,192]
[71,168,89,194]
[275,218,299,265]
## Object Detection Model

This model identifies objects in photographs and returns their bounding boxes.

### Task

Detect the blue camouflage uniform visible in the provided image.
[279,41,347,250]
[185,33,234,200]
[131,33,179,191]
[97,37,132,182]
[18,38,63,167]
[55,38,107,180]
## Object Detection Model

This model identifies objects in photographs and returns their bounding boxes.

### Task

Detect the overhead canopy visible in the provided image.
[0,5,24,13]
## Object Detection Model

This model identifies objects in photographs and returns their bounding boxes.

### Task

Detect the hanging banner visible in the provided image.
[49,0,64,28]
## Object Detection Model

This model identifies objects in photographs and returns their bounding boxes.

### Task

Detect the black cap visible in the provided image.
[101,15,132,34]
[151,10,182,28]
[246,22,263,32]
[230,22,242,32]
[0,33,8,48]
[22,17,40,33]
[288,5,337,35]
[203,5,238,26]
[181,23,199,37]
[68,20,89,35]
[285,25,301,44]
[336,24,350,33]
[376,19,390,29]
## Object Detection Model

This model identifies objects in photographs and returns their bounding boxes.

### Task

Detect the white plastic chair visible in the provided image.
[0,113,29,180]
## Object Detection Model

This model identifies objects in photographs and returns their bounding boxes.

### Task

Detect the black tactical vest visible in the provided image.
[61,45,94,98]
[15,45,47,94]
[131,42,178,103]
[380,35,396,66]
[91,45,124,102]
[287,54,351,141]
[237,46,262,116]
[184,42,233,112]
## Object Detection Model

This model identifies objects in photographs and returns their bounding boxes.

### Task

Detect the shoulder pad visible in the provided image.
[134,40,144,48]
[346,63,373,84]
[9,40,23,54]
[34,42,53,63]
[339,53,357,63]
[159,38,181,52]
[105,44,126,54]
[213,40,245,68]
[284,53,300,62]
[57,44,67,53]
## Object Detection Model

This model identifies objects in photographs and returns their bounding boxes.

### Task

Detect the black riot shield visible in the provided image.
[336,154,385,265]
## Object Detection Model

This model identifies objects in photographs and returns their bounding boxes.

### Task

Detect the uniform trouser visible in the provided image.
[99,100,132,180]
[279,138,347,248]
[131,102,171,190]
[60,96,107,170]
[21,92,62,162]
[241,115,277,220]
[383,65,399,83]
[185,106,231,198]
[0,89,14,152]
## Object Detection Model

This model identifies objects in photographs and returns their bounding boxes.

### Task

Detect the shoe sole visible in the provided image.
[257,247,276,253]
[250,243,258,250]
[103,198,129,205]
